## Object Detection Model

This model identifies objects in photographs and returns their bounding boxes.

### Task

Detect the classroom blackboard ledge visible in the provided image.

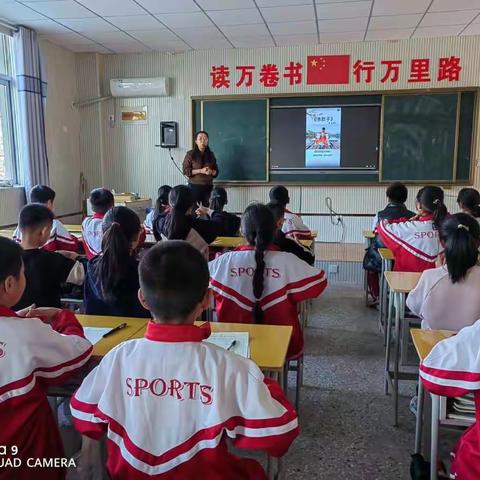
[214,180,473,187]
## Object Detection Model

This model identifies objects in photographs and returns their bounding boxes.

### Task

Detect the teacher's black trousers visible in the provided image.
[188,183,213,207]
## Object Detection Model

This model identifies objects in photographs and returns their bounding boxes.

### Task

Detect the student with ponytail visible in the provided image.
[378,186,448,272]
[153,185,221,258]
[407,213,480,331]
[196,187,241,236]
[144,185,171,234]
[457,187,480,219]
[209,203,327,357]
[84,206,150,318]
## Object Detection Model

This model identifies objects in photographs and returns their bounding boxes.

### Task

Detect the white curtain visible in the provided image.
[13,26,49,197]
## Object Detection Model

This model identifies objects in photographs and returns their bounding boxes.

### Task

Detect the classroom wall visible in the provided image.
[71,35,480,242]
[40,40,83,222]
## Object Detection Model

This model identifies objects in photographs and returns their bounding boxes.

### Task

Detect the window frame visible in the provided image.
[0,75,17,183]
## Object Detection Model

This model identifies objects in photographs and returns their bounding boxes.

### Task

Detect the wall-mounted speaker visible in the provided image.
[160,121,177,148]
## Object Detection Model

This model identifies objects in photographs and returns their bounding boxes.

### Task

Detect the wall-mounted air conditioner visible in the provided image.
[110,77,169,97]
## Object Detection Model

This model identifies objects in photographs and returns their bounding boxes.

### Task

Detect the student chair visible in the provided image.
[283,351,304,412]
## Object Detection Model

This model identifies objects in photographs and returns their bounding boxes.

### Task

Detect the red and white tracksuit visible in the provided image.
[71,322,298,479]
[420,320,480,480]
[0,307,92,480]
[377,215,442,272]
[208,245,327,357]
[14,219,80,253]
[282,209,313,240]
[82,213,104,260]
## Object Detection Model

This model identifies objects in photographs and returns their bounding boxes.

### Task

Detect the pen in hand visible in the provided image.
[103,322,127,338]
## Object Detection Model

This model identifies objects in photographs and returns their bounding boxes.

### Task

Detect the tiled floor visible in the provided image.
[282,284,459,479]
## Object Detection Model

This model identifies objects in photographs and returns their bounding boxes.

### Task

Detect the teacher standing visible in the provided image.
[183,130,219,206]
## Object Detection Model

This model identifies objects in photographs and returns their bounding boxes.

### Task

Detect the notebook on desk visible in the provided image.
[204,332,250,358]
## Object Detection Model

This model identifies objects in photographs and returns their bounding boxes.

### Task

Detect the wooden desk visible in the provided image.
[384,271,421,426]
[64,224,83,233]
[411,329,454,362]
[315,242,364,262]
[0,229,14,238]
[210,236,313,249]
[378,248,394,261]
[77,314,148,358]
[133,321,292,372]
[411,329,456,480]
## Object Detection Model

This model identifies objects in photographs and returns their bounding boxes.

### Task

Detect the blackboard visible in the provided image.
[382,93,458,182]
[201,99,268,182]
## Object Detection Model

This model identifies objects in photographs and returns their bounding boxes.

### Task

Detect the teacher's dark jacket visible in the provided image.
[183,149,219,185]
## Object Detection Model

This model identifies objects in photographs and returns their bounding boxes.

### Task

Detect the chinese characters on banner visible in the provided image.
[210,55,462,89]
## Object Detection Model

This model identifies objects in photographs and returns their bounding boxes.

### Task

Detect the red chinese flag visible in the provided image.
[307,55,350,84]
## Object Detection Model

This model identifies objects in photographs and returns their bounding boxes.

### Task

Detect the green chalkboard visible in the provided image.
[382,94,458,182]
[201,99,268,182]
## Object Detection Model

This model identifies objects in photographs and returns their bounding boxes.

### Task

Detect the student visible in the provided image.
[0,237,92,480]
[196,186,241,236]
[144,185,171,234]
[406,213,480,331]
[82,188,115,259]
[267,202,315,265]
[153,185,221,258]
[364,182,416,300]
[269,185,312,240]
[13,184,80,252]
[377,186,448,272]
[457,187,480,219]
[71,241,298,479]
[209,203,327,358]
[371,182,415,230]
[84,206,150,318]
[420,320,480,479]
[13,204,85,310]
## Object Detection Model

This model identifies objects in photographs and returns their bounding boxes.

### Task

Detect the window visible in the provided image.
[0,33,16,183]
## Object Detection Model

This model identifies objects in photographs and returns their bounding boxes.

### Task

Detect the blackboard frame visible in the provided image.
[192,88,477,185]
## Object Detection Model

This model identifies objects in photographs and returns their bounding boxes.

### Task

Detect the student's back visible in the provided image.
[269,185,312,240]
[84,206,149,318]
[407,213,480,331]
[209,204,326,358]
[0,238,92,480]
[154,185,220,258]
[82,188,114,259]
[377,186,448,272]
[199,187,241,237]
[72,242,298,480]
[13,204,84,310]
[144,185,171,234]
[13,185,80,253]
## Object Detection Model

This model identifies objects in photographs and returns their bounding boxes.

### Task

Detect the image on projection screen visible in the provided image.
[305,108,341,168]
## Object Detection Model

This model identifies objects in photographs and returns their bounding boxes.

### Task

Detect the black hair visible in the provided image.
[139,241,209,321]
[192,130,214,165]
[96,206,141,302]
[269,185,290,207]
[386,182,408,204]
[241,203,276,324]
[164,185,194,240]
[0,237,23,283]
[30,185,55,204]
[266,202,285,225]
[19,203,54,232]
[416,186,448,229]
[209,187,228,212]
[439,213,480,283]
[153,185,172,220]
[457,188,480,218]
[89,188,114,215]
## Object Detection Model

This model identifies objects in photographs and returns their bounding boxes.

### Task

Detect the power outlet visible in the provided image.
[328,264,338,274]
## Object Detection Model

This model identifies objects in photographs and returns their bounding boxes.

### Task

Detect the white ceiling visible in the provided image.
[1,0,480,54]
